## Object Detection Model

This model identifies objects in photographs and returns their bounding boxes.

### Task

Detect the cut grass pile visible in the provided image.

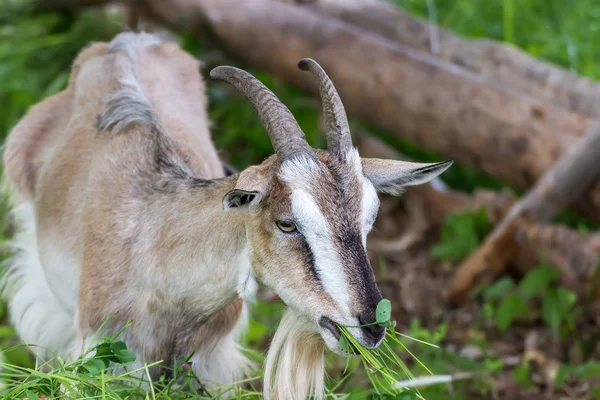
[337,299,438,399]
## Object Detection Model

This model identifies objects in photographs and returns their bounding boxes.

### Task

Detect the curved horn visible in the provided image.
[298,58,352,158]
[210,66,314,162]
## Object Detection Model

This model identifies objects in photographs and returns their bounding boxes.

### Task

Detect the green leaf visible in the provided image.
[111,341,127,353]
[555,364,573,387]
[514,362,535,388]
[519,266,559,298]
[472,206,492,239]
[482,302,495,321]
[574,361,600,379]
[430,208,491,262]
[115,349,137,364]
[395,391,418,400]
[0,325,16,338]
[483,276,515,300]
[496,294,527,331]
[483,357,504,372]
[3,346,34,368]
[246,321,269,344]
[376,299,392,325]
[25,390,40,400]
[431,324,448,344]
[542,288,577,336]
[339,335,351,354]
[81,358,106,375]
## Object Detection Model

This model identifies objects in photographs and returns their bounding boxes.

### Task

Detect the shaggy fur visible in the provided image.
[2,201,74,361]
[264,308,326,400]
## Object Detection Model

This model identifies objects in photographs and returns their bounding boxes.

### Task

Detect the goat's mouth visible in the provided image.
[318,316,342,340]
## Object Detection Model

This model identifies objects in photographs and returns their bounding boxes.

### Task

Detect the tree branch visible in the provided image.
[448,123,600,303]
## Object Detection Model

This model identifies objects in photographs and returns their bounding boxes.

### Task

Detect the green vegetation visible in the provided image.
[479,266,579,335]
[1,0,600,398]
[336,299,429,398]
[430,208,491,262]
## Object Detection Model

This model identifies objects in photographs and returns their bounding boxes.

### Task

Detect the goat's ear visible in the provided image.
[361,158,453,194]
[223,165,269,210]
[223,189,263,210]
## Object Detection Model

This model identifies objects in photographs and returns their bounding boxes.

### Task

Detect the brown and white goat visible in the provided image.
[2,32,451,398]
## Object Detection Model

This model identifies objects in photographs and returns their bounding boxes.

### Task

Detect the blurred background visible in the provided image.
[2,0,600,399]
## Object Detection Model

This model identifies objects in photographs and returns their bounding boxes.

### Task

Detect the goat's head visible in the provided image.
[211,59,451,353]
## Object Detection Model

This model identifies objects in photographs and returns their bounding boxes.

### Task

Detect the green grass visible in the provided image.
[335,300,439,399]
[1,0,600,398]
[391,0,600,78]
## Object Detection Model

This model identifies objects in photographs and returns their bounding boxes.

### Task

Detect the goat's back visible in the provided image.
[4,33,223,203]
[2,32,225,329]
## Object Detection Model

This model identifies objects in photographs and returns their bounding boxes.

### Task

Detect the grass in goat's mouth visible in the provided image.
[336,299,438,398]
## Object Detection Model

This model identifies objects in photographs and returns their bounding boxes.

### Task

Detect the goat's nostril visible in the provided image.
[358,315,386,343]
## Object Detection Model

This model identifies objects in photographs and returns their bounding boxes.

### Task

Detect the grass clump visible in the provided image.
[0,336,264,399]
[337,299,440,399]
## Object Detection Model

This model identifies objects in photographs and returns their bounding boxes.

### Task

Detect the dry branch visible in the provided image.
[284,0,600,120]
[448,123,600,304]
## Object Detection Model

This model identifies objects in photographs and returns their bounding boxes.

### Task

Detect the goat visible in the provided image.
[2,32,451,399]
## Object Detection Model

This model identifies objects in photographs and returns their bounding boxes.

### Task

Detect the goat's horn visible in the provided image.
[210,66,314,162]
[298,58,352,158]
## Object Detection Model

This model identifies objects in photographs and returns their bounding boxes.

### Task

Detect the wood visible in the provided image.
[284,0,600,120]
[512,220,599,297]
[448,123,600,304]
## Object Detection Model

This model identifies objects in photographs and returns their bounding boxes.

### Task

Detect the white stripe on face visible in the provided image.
[289,188,351,316]
[361,179,379,244]
[280,156,351,317]
[348,148,380,244]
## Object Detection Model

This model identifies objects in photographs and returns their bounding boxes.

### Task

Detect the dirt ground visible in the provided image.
[368,196,600,400]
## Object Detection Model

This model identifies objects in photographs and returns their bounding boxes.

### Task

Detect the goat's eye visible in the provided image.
[276,220,297,233]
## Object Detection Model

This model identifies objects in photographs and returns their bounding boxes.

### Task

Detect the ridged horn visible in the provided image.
[298,58,352,159]
[210,66,314,162]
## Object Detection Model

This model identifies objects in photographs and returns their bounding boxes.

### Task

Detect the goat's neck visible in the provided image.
[145,174,254,317]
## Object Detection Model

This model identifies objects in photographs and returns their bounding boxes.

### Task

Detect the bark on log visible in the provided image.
[448,123,600,304]
[131,0,600,220]
[284,0,600,120]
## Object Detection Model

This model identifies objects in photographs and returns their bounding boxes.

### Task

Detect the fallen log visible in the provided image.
[283,0,600,120]
[448,122,600,304]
